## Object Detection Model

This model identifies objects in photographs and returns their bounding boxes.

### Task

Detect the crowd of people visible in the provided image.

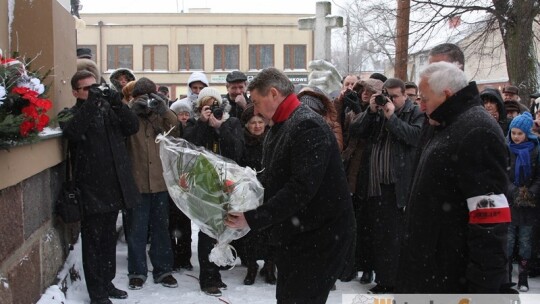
[59,44,540,304]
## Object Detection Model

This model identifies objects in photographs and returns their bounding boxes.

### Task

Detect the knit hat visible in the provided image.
[509,112,537,140]
[132,77,157,97]
[196,87,223,107]
[170,99,191,114]
[299,94,325,114]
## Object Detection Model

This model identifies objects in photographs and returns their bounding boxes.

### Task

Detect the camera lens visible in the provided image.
[212,107,223,120]
[148,98,160,108]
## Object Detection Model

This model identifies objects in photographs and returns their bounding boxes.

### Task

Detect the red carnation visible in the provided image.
[19,120,35,137]
[37,114,49,130]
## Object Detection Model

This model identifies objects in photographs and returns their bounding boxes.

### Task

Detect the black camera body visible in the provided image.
[210,101,223,120]
[375,89,391,106]
[147,97,160,108]
[91,83,112,99]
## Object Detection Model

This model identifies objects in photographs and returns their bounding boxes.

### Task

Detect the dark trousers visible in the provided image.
[353,194,372,272]
[81,210,119,301]
[168,197,192,268]
[367,184,403,287]
[198,231,221,288]
[277,294,328,304]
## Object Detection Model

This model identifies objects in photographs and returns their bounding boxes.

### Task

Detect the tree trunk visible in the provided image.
[395,0,411,81]
[496,0,539,107]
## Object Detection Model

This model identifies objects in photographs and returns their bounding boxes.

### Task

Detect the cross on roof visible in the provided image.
[298,1,343,61]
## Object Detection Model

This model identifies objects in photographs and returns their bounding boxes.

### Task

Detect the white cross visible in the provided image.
[298,1,343,61]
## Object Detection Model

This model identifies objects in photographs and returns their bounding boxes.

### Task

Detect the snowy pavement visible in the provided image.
[38,223,540,304]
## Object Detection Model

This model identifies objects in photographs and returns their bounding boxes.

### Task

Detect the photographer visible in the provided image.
[349,78,424,294]
[58,70,141,304]
[183,87,244,297]
[125,77,180,290]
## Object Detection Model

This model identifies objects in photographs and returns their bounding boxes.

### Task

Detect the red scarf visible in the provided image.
[272,94,301,124]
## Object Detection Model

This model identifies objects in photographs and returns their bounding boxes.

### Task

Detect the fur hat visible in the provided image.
[170,99,191,114]
[353,79,384,95]
[509,112,537,140]
[369,72,387,83]
[505,101,521,114]
[132,77,157,98]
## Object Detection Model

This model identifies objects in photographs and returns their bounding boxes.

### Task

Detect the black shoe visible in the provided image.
[201,286,222,297]
[90,299,113,304]
[107,285,128,299]
[360,271,374,284]
[340,271,357,282]
[156,275,178,288]
[216,280,228,290]
[368,284,394,294]
[128,278,144,290]
[261,261,277,285]
[244,264,259,285]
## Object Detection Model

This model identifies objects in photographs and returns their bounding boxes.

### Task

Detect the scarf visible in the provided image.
[272,94,300,124]
[509,141,534,186]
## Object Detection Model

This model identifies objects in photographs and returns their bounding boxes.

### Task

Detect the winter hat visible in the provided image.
[369,72,387,83]
[503,85,519,95]
[505,101,520,115]
[132,77,157,98]
[353,79,384,95]
[299,94,325,114]
[241,104,256,125]
[226,71,247,83]
[170,99,191,114]
[196,87,223,107]
[76,48,92,59]
[509,112,537,140]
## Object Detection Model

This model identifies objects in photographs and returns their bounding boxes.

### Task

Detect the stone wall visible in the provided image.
[0,163,79,304]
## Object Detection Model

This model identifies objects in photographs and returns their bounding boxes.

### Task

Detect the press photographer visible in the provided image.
[58,70,141,304]
[125,77,181,290]
[348,78,424,293]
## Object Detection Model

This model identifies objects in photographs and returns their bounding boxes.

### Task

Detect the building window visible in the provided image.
[214,45,239,70]
[178,45,204,70]
[143,45,168,71]
[249,45,274,70]
[284,45,306,70]
[77,45,97,60]
[107,45,133,70]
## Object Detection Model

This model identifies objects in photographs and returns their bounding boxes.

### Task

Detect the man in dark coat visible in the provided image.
[59,70,141,304]
[226,67,355,304]
[480,87,511,134]
[348,78,424,293]
[397,62,511,294]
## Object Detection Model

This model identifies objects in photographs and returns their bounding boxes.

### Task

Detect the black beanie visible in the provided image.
[132,77,157,97]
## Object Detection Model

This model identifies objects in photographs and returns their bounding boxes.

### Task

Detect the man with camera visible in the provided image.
[349,78,424,294]
[183,87,244,297]
[125,77,181,290]
[59,70,141,304]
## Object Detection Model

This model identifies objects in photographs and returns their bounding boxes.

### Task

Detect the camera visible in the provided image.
[375,89,391,106]
[147,97,160,108]
[90,83,112,98]
[210,101,223,120]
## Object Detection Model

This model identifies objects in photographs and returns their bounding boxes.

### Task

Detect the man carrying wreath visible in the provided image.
[226,67,355,304]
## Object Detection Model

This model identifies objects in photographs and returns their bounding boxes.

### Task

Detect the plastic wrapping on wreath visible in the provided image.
[157,134,264,266]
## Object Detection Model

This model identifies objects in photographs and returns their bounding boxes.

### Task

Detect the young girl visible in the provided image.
[507,111,540,292]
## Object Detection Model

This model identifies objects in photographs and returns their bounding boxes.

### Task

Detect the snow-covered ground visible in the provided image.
[37,222,540,304]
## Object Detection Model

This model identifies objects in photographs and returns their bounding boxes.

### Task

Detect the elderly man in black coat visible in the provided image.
[226,67,355,304]
[397,62,511,294]
[59,70,141,304]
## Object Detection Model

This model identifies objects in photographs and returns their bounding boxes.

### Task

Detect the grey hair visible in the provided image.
[247,67,294,96]
[419,62,468,95]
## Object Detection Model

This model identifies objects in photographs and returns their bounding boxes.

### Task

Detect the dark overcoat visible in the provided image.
[59,98,141,216]
[244,103,355,300]
[397,82,511,293]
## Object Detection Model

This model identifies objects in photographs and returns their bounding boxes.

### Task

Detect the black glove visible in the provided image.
[108,90,123,109]
[344,90,361,114]
[149,93,168,115]
[87,85,103,105]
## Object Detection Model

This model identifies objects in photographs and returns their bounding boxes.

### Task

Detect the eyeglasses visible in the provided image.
[76,85,92,91]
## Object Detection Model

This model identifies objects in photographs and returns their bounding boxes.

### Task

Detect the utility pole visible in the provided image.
[395,0,410,81]
[346,12,350,74]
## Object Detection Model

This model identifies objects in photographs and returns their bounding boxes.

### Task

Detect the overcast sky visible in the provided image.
[80,0,348,14]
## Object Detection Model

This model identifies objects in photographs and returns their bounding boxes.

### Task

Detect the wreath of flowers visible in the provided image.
[0,50,52,147]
